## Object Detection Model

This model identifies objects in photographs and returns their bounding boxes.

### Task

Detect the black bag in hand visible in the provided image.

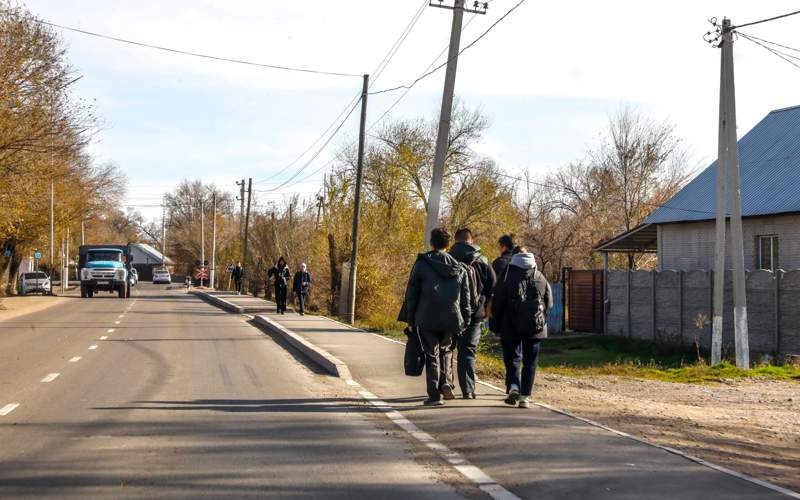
[403,326,425,377]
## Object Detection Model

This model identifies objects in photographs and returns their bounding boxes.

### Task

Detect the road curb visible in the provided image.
[252,315,352,380]
[191,290,245,313]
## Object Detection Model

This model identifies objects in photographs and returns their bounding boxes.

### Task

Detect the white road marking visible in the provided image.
[88,345,98,350]
[69,356,82,363]
[106,329,115,334]
[100,336,108,340]
[41,373,60,383]
[114,321,120,325]
[0,403,20,416]
[118,314,124,318]
[347,379,520,500]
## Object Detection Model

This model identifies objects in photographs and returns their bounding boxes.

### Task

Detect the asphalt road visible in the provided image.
[0,284,468,499]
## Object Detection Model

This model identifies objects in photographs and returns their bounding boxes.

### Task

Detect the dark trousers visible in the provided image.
[275,284,287,313]
[457,321,482,395]
[296,292,307,314]
[501,336,541,396]
[419,329,454,401]
[234,277,242,293]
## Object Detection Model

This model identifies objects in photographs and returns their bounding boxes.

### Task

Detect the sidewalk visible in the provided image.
[199,293,794,500]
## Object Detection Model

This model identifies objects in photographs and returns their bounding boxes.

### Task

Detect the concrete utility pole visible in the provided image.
[711,34,728,365]
[422,0,485,250]
[161,201,166,267]
[81,220,85,246]
[210,192,217,290]
[720,18,750,369]
[65,227,70,285]
[200,200,205,288]
[49,183,54,275]
[345,74,369,324]
[241,178,253,294]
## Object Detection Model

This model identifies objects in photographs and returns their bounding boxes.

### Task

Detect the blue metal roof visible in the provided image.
[646,104,800,224]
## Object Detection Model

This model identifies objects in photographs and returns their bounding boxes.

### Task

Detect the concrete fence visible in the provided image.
[605,269,800,356]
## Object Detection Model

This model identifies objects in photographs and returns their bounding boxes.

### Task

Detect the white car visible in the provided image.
[153,269,171,284]
[20,272,51,295]
[129,268,139,287]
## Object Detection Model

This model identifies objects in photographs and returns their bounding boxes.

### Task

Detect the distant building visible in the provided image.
[130,243,173,280]
[597,104,800,271]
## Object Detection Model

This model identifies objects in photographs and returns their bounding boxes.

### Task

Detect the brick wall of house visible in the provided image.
[658,214,800,271]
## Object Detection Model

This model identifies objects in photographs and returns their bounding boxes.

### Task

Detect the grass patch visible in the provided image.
[349,316,800,384]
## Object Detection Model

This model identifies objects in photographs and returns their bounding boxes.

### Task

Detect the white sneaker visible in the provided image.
[519,396,531,408]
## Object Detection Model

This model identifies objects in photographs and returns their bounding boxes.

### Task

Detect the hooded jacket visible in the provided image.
[401,250,471,334]
[491,250,513,285]
[490,252,553,340]
[449,241,496,320]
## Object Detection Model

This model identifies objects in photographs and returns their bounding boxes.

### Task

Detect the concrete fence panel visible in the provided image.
[654,271,681,344]
[779,270,800,355]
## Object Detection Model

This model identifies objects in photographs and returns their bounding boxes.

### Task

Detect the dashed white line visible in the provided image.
[69,356,82,363]
[88,345,98,350]
[41,373,60,383]
[0,403,20,416]
[106,329,115,333]
[114,321,120,325]
[100,336,108,340]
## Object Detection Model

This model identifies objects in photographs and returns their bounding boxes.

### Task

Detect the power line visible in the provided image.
[37,20,361,78]
[738,32,800,54]
[369,0,527,95]
[733,9,800,29]
[738,32,800,72]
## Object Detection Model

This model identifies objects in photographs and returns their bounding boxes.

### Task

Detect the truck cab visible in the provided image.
[79,246,132,298]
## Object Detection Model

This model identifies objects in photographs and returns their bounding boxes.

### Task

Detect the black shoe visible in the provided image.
[423,398,445,407]
[462,392,476,400]
[440,384,455,400]
[504,387,520,406]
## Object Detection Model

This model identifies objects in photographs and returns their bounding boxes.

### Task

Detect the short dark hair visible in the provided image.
[430,227,451,250]
[498,234,516,250]
[512,245,528,255]
[454,227,472,242]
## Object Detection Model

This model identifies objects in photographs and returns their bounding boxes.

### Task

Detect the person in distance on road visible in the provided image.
[292,263,312,316]
[490,246,552,409]
[449,228,496,400]
[232,261,244,295]
[401,227,471,407]
[268,257,291,315]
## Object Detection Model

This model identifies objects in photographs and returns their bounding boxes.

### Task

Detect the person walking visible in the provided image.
[231,261,244,295]
[292,263,312,315]
[450,228,496,399]
[490,246,552,409]
[490,233,518,392]
[268,257,291,314]
[400,228,471,407]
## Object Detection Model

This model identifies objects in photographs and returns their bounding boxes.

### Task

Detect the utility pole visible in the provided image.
[65,226,70,285]
[200,200,205,288]
[719,18,750,369]
[711,29,728,365]
[81,220,85,246]
[345,74,369,324]
[49,183,54,276]
[210,192,217,289]
[161,201,166,267]
[237,179,245,240]
[241,178,253,295]
[422,0,486,250]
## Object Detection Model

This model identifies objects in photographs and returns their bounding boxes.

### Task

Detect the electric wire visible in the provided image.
[733,9,800,29]
[738,33,800,72]
[369,0,527,95]
[37,20,361,77]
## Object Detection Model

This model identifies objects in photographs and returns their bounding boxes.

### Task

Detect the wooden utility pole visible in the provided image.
[237,179,245,240]
[720,18,750,369]
[241,178,253,294]
[210,192,217,289]
[422,0,485,250]
[345,74,369,324]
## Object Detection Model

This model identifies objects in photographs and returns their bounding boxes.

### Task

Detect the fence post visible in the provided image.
[678,271,684,344]
[652,271,657,340]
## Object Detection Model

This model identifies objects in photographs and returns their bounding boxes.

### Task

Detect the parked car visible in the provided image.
[20,272,51,295]
[129,268,139,287]
[153,269,171,284]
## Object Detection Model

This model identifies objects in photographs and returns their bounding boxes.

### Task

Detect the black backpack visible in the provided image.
[403,326,425,376]
[510,270,546,337]
[460,262,481,315]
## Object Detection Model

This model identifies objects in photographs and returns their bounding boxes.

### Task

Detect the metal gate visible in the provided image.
[566,269,604,333]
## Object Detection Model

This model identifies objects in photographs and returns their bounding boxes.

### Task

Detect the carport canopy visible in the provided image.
[594,223,657,254]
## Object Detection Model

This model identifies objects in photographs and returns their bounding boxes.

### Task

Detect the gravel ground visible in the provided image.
[511,373,800,491]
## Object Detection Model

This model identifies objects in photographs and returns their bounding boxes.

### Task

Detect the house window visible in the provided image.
[757,235,779,271]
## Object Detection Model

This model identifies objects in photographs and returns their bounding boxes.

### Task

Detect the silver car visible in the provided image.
[20,272,51,295]
[153,269,171,284]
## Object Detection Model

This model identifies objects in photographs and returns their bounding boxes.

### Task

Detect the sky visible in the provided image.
[22,0,800,221]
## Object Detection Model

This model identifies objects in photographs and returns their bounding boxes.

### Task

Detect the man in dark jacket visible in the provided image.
[450,228,496,399]
[292,263,312,315]
[491,234,516,283]
[403,228,471,406]
[268,257,291,314]
[231,261,244,295]
[490,247,553,409]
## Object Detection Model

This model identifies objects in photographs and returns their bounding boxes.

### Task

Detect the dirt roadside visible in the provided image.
[502,373,800,492]
[0,294,70,322]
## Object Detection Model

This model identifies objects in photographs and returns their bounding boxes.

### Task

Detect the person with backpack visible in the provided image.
[231,261,244,295]
[292,263,312,315]
[490,233,518,392]
[450,228,496,399]
[400,228,471,407]
[490,246,552,409]
[268,257,291,314]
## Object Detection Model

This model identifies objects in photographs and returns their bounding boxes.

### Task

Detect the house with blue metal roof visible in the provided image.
[597,104,800,271]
